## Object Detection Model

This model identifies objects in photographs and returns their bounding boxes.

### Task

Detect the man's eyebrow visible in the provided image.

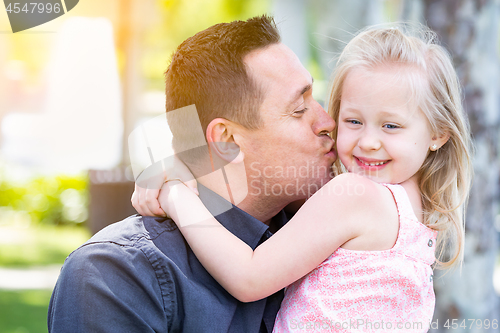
[289,77,314,106]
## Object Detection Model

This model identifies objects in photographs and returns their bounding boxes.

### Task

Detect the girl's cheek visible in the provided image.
[336,132,350,155]
[336,146,350,167]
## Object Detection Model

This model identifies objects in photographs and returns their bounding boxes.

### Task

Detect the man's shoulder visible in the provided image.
[80,214,177,246]
[49,215,179,332]
[64,214,184,268]
[56,215,189,300]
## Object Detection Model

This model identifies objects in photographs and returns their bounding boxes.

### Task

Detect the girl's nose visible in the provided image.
[358,128,382,151]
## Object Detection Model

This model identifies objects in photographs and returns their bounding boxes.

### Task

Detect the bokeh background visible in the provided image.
[0,0,499,332]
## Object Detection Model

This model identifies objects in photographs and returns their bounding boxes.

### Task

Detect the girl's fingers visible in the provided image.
[132,184,160,217]
[139,194,158,217]
[184,179,199,195]
[132,156,197,216]
[131,184,144,215]
[145,188,167,216]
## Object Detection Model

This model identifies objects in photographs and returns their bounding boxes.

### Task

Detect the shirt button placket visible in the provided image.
[428,238,434,282]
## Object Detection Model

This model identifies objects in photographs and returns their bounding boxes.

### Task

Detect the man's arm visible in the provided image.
[48,242,168,332]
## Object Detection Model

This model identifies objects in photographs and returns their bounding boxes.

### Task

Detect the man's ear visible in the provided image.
[206,118,244,164]
[430,131,450,151]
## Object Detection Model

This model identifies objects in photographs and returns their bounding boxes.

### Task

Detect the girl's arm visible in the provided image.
[131,156,199,216]
[161,173,381,302]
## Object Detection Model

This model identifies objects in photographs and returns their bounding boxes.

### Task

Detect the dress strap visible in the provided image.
[381,183,418,222]
[382,183,438,265]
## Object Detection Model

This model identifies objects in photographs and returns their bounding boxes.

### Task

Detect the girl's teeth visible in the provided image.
[363,161,385,166]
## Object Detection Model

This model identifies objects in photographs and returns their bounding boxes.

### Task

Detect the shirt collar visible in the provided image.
[198,184,287,250]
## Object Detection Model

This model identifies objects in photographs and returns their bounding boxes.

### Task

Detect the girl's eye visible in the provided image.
[383,123,400,129]
[345,119,362,125]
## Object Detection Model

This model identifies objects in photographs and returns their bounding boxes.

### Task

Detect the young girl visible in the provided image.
[143,25,472,332]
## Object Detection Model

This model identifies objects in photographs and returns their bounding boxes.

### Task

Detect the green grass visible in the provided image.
[0,289,52,333]
[0,225,91,267]
[0,225,91,332]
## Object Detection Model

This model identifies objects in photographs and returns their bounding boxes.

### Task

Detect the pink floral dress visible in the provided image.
[273,184,438,333]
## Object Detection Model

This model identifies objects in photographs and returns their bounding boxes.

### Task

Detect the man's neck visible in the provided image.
[236,194,287,226]
[195,167,289,225]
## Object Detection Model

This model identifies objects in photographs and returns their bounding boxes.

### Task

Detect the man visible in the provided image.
[48,15,335,332]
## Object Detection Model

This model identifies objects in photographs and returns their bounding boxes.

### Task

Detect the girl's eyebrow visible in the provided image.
[378,110,399,117]
[340,109,406,122]
[377,110,407,120]
[339,107,359,114]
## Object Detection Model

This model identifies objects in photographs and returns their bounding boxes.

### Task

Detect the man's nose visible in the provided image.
[312,101,335,135]
[358,127,382,151]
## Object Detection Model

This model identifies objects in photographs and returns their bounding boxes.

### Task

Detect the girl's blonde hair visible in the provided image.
[328,24,473,269]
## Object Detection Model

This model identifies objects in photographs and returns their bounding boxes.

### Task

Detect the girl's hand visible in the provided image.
[158,179,214,227]
[131,155,199,217]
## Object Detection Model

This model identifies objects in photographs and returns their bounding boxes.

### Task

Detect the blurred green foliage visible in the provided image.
[142,0,269,89]
[0,289,52,333]
[0,224,90,267]
[0,174,88,226]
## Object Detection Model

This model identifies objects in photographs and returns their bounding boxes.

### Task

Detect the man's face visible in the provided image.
[240,43,336,201]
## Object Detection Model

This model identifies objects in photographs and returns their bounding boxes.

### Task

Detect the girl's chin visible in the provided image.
[343,162,392,183]
[350,171,389,184]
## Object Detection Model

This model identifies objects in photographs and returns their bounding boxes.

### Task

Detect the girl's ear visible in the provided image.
[430,132,450,151]
[206,118,245,163]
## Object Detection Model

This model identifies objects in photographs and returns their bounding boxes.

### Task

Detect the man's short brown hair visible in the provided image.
[165,15,281,138]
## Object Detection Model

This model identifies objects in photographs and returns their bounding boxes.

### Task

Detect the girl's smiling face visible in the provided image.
[337,65,440,185]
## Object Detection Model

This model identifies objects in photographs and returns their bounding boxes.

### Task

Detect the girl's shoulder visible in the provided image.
[325,174,400,251]
[319,173,397,223]
[324,173,390,202]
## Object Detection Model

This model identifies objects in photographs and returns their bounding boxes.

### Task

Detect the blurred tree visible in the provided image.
[310,0,387,77]
[420,0,500,331]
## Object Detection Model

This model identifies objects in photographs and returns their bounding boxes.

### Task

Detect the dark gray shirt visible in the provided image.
[48,186,287,332]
